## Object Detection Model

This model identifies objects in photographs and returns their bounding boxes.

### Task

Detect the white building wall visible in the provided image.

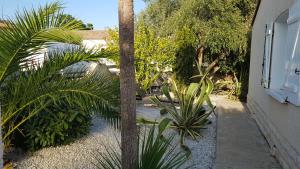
[248,0,300,168]
[82,39,107,50]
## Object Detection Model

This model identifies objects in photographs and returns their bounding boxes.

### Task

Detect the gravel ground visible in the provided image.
[15,104,216,169]
[16,118,120,169]
[137,104,216,169]
[180,115,216,169]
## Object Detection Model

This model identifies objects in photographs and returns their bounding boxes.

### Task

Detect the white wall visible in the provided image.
[82,40,107,51]
[26,40,112,74]
[248,0,300,168]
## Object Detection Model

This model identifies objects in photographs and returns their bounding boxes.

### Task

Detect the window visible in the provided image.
[262,23,273,89]
[262,1,300,106]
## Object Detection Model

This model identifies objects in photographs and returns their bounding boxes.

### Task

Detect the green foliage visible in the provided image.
[143,0,251,54]
[135,22,175,91]
[85,23,94,30]
[60,14,94,30]
[91,124,188,169]
[140,0,258,98]
[150,77,215,147]
[173,27,197,85]
[105,24,175,92]
[0,2,119,148]
[24,101,92,151]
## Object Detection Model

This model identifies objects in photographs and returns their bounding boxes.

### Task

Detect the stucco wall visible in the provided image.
[248,0,300,168]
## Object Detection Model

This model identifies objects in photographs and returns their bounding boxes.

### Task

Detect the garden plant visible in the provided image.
[0,2,119,150]
[91,123,188,169]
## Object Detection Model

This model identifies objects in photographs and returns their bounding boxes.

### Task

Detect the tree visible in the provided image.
[85,23,94,30]
[0,3,119,166]
[140,0,258,95]
[105,24,175,93]
[118,0,138,169]
[0,105,2,168]
[60,14,94,30]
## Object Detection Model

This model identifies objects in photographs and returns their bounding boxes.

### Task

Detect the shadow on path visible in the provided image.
[213,96,281,169]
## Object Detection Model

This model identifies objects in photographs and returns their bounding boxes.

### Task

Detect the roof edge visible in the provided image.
[251,0,262,26]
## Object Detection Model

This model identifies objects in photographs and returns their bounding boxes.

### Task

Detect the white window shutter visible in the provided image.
[282,0,300,106]
[262,24,273,88]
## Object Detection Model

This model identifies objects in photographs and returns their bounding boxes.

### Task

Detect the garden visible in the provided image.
[0,0,258,168]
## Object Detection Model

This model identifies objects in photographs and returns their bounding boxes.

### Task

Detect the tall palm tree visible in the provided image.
[118,0,138,168]
[0,105,2,168]
[0,2,119,165]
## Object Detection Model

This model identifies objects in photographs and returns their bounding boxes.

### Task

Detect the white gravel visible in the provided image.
[16,118,120,169]
[180,115,216,169]
[137,104,216,169]
[15,104,216,169]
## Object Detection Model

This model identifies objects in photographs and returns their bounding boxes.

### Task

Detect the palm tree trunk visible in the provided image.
[0,105,3,168]
[118,0,138,169]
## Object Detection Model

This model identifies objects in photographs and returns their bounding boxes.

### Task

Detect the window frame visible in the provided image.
[263,4,300,106]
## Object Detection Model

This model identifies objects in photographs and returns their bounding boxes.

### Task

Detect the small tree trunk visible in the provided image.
[197,46,204,65]
[118,0,138,169]
[206,53,226,73]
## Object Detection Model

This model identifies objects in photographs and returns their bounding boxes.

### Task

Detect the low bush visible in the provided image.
[23,102,92,151]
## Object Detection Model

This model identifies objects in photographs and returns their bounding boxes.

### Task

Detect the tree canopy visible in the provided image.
[139,0,258,85]
[61,14,94,30]
[105,23,175,92]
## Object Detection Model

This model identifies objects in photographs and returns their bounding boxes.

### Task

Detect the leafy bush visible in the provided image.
[23,102,92,151]
[105,24,176,93]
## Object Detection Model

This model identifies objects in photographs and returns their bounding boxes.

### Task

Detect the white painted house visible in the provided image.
[248,0,300,168]
[77,30,108,51]
[71,30,119,75]
[28,30,119,75]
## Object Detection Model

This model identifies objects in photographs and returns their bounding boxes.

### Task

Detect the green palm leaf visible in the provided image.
[0,2,82,83]
[90,125,188,169]
[0,2,120,147]
[1,49,120,142]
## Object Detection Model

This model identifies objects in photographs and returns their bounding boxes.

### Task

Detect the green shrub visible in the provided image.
[150,80,214,147]
[23,103,92,151]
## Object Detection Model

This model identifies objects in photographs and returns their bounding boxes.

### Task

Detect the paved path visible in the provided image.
[213,96,281,169]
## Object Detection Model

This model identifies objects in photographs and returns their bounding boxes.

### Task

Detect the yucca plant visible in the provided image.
[0,2,119,148]
[136,64,216,153]
[149,62,215,148]
[90,123,188,169]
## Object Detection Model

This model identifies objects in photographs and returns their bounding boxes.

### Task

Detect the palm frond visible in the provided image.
[90,125,188,169]
[1,48,120,143]
[0,2,82,82]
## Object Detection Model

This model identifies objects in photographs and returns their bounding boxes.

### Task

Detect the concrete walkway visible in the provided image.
[213,96,281,169]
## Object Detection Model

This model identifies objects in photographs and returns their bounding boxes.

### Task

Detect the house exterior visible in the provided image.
[27,30,119,75]
[66,30,119,75]
[76,30,109,50]
[248,0,300,168]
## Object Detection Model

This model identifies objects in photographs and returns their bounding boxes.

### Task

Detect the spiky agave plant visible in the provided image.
[90,123,188,169]
[0,2,120,147]
[150,79,214,147]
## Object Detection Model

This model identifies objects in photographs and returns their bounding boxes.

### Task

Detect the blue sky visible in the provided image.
[0,0,146,30]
